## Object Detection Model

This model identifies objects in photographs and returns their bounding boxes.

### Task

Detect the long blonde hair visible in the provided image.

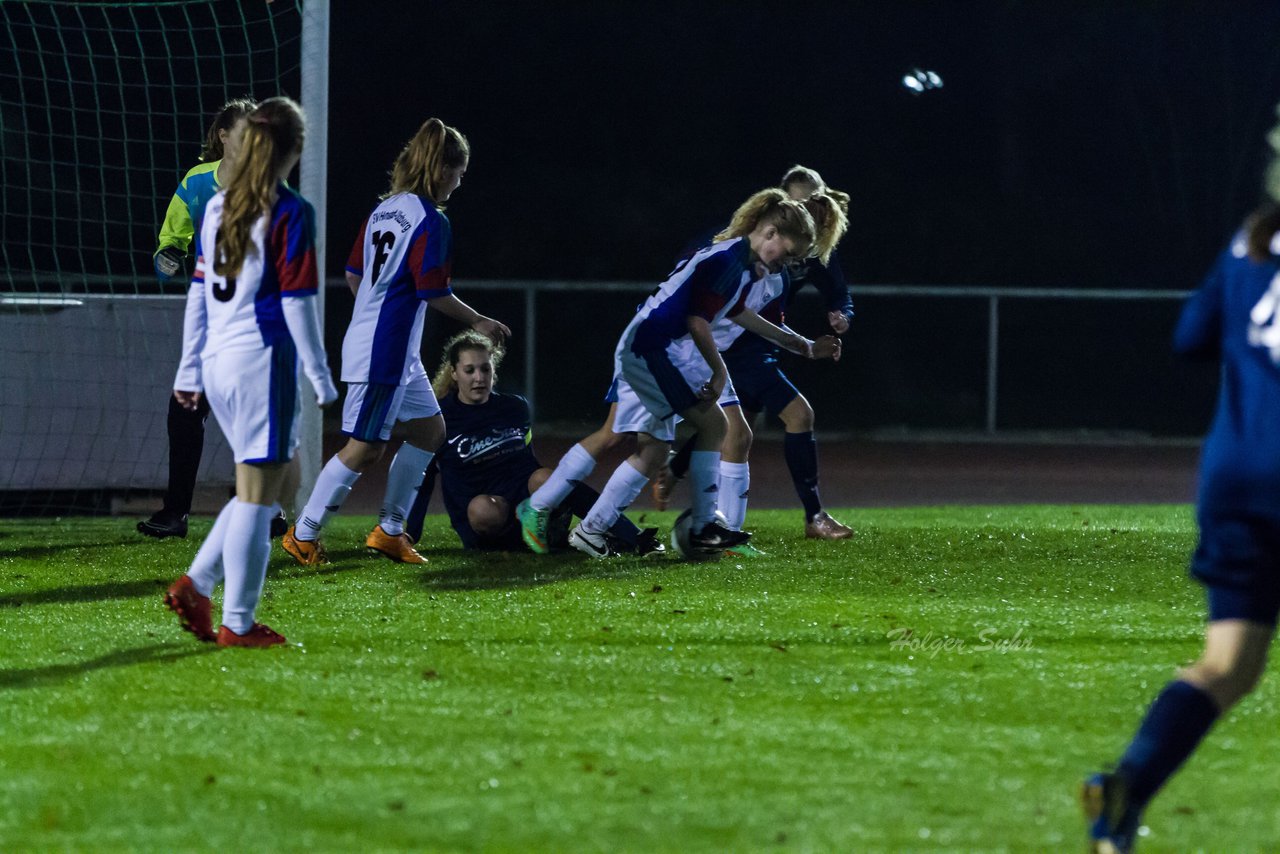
[384,118,470,206]
[432,330,505,398]
[214,96,305,279]
[802,190,850,265]
[714,188,815,259]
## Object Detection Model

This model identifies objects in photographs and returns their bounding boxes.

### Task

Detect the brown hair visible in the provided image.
[780,164,825,197]
[432,330,504,398]
[213,97,305,279]
[199,97,257,162]
[384,118,470,206]
[714,188,815,259]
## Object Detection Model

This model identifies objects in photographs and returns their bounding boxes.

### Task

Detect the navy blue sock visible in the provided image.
[783,431,822,519]
[1117,680,1220,808]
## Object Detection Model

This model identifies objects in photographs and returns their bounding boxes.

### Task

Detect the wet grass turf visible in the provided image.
[1,506,1277,851]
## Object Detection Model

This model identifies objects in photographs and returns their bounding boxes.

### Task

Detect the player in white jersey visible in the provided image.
[665,189,848,551]
[518,189,825,558]
[284,118,510,567]
[163,97,337,649]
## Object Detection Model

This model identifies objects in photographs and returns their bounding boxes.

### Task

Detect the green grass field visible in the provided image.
[2,506,1277,852]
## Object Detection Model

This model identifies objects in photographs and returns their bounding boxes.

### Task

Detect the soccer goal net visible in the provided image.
[0,0,325,516]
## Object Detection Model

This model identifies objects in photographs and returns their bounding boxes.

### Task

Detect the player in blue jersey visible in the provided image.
[519,189,822,558]
[403,331,660,554]
[655,166,856,545]
[1083,111,1280,853]
[283,118,509,567]
[138,97,260,540]
[163,97,336,648]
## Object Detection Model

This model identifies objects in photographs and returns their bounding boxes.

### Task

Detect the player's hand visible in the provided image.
[473,317,511,342]
[313,373,339,408]
[173,389,202,411]
[699,370,727,401]
[827,310,850,335]
[155,246,186,280]
[812,334,842,362]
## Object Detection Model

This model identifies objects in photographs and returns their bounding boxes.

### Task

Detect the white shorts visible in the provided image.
[608,372,676,442]
[341,371,441,442]
[203,344,300,464]
[670,345,739,409]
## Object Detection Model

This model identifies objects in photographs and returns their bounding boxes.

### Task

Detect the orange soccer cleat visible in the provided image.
[282,525,328,566]
[365,525,428,564]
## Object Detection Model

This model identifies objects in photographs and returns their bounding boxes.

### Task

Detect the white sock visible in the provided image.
[580,460,649,535]
[379,443,434,536]
[689,450,721,529]
[296,456,361,541]
[220,501,275,635]
[187,498,238,596]
[530,443,596,512]
[717,461,750,531]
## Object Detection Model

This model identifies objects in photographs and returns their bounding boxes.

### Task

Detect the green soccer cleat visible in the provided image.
[517,498,551,554]
[725,541,768,559]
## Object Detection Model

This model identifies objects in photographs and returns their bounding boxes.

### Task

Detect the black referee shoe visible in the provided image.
[137,511,188,540]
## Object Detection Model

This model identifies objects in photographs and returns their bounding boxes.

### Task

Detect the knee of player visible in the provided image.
[725,411,753,456]
[408,415,446,452]
[339,439,385,472]
[1182,659,1265,708]
[781,399,815,432]
[467,495,510,535]
[528,467,553,494]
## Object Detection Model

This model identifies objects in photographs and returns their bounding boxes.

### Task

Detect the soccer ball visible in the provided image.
[669,509,722,562]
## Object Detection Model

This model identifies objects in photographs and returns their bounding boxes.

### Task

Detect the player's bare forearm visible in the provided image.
[687,315,727,398]
[731,308,813,357]
[428,294,512,340]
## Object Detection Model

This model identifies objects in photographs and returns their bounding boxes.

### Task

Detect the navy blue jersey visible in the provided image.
[1175,230,1280,518]
[435,390,541,547]
[724,251,853,365]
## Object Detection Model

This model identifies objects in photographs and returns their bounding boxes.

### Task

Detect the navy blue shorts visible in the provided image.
[723,353,800,416]
[1191,514,1280,626]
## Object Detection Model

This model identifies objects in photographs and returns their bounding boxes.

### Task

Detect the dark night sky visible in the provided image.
[323,2,1280,289]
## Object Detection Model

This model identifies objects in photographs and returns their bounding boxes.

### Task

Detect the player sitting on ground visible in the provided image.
[401,331,661,554]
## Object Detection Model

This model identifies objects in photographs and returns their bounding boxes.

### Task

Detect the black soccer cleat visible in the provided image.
[137,511,189,540]
[689,518,751,553]
[269,511,289,539]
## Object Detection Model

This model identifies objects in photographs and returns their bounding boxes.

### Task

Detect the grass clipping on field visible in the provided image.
[2,506,1276,851]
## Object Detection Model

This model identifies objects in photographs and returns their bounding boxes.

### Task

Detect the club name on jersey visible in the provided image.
[371,209,414,234]
[452,427,525,462]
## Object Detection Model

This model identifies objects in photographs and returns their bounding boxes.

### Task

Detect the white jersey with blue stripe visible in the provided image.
[617,237,753,356]
[193,185,319,360]
[341,192,453,386]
